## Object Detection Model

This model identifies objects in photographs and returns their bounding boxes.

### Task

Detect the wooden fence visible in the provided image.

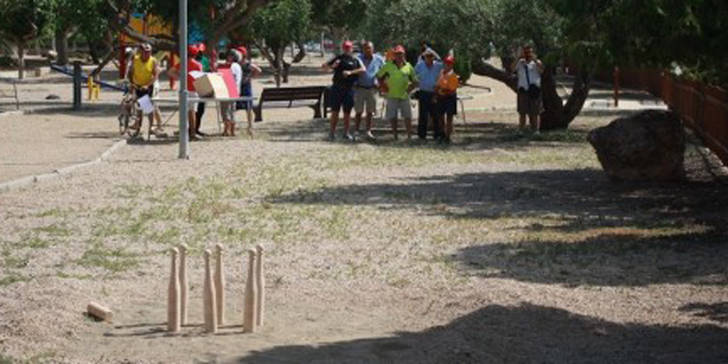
[600,68,728,165]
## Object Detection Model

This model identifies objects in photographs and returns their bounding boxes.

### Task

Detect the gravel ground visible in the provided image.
[1,56,727,363]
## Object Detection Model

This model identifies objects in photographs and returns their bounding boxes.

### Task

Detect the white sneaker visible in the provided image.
[366,131,375,140]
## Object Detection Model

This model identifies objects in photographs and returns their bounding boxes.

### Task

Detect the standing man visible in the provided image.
[514,44,544,134]
[414,47,443,140]
[322,40,365,141]
[435,56,460,144]
[127,43,159,136]
[353,41,385,140]
[236,46,262,136]
[169,45,204,141]
[376,45,418,140]
[194,43,211,137]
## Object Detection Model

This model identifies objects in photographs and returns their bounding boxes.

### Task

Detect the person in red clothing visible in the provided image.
[169,45,204,140]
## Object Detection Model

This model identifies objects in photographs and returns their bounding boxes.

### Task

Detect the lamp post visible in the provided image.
[178,0,189,159]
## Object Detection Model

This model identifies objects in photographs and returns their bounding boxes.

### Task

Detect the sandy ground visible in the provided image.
[1,55,726,363]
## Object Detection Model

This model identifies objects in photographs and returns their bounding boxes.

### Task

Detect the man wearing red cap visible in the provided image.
[322,40,365,141]
[434,56,460,144]
[376,45,418,140]
[169,44,204,140]
[235,46,261,135]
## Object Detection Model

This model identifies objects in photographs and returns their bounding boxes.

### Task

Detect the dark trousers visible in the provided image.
[418,91,441,139]
[195,102,206,132]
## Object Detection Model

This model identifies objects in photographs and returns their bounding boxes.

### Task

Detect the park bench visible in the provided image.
[254,86,326,122]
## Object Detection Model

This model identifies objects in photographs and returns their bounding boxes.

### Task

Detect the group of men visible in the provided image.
[126,42,261,140]
[323,41,461,143]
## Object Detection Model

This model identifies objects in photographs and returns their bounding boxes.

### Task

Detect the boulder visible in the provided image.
[588,110,685,181]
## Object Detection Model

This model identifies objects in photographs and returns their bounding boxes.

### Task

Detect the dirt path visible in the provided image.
[0,56,727,364]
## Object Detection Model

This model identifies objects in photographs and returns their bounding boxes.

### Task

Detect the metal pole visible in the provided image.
[178,0,189,159]
[73,62,82,111]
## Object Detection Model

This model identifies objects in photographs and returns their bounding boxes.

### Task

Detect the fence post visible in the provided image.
[73,61,82,111]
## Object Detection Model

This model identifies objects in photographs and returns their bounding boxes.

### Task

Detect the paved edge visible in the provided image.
[0,138,126,193]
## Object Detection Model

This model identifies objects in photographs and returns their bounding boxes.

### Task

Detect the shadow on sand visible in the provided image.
[238,303,728,363]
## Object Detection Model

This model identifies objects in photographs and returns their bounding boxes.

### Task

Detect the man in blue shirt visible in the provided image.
[415,47,444,140]
[354,41,385,140]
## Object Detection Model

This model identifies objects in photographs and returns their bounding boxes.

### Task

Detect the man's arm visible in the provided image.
[535,58,544,74]
[249,62,262,76]
[344,59,366,77]
[322,56,339,71]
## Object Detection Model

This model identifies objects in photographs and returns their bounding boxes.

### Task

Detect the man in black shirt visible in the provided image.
[322,40,365,141]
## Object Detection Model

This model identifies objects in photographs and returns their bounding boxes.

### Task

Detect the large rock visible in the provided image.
[588,110,685,181]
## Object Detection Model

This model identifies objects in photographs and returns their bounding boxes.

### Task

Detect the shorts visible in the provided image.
[329,86,355,113]
[437,94,458,117]
[354,87,377,114]
[188,91,199,112]
[221,102,235,122]
[236,83,253,110]
[385,98,412,121]
[517,89,543,115]
[135,85,154,99]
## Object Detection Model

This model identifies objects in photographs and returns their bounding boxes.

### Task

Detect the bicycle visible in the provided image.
[118,82,141,136]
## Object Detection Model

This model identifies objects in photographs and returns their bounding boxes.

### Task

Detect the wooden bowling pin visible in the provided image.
[255,244,265,327]
[243,249,257,333]
[167,248,181,333]
[214,244,225,326]
[203,249,218,333]
[179,244,189,326]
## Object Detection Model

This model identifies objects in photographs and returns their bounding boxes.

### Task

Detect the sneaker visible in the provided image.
[343,133,354,141]
[366,131,375,140]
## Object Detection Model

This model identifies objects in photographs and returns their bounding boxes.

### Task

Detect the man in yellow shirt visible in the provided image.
[434,56,459,144]
[376,45,418,140]
[127,43,159,135]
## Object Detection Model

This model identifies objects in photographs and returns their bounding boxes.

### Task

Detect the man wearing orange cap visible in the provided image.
[434,56,460,144]
[322,40,365,141]
[376,45,418,140]
[169,44,204,140]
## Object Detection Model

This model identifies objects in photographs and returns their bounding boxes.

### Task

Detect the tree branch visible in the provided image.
[472,57,518,92]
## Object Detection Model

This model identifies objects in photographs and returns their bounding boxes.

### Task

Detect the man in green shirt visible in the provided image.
[376,45,418,140]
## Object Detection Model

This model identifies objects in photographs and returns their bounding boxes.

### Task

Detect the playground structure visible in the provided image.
[119,13,174,80]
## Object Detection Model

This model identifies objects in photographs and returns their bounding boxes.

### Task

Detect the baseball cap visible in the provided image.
[236,46,248,57]
[187,44,199,56]
[393,45,406,54]
[444,56,455,65]
[342,41,354,49]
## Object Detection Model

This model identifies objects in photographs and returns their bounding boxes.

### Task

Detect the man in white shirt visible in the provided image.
[514,45,544,133]
[222,50,243,136]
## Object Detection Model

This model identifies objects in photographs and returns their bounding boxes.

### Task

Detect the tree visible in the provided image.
[311,0,367,46]
[548,0,728,88]
[102,0,275,52]
[0,0,54,79]
[52,0,110,65]
[250,0,312,87]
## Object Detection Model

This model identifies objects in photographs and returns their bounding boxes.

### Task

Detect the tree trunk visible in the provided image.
[55,29,69,65]
[539,67,591,130]
[282,61,290,84]
[472,57,591,130]
[274,48,283,87]
[17,42,25,80]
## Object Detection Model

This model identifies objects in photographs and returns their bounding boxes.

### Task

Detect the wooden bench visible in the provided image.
[254,86,326,122]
